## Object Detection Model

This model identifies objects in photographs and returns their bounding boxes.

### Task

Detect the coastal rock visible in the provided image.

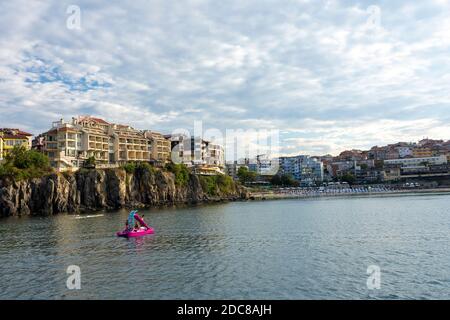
[0,168,247,217]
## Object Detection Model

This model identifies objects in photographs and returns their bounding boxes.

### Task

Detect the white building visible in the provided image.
[384,155,447,167]
[279,155,324,185]
[168,134,225,174]
[397,146,413,158]
[256,154,279,175]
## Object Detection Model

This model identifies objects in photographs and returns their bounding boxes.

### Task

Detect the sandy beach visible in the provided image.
[249,187,450,201]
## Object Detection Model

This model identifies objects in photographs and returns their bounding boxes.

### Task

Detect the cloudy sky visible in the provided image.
[1,0,450,158]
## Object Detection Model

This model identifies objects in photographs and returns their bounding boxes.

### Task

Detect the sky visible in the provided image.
[1,0,450,158]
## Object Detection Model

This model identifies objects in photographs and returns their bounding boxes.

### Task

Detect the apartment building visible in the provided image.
[43,121,83,169]
[206,143,225,168]
[412,147,433,158]
[113,124,150,163]
[144,131,171,164]
[368,146,388,160]
[337,149,367,161]
[384,155,447,167]
[167,134,225,174]
[279,155,324,185]
[255,154,278,175]
[0,128,33,161]
[397,146,413,158]
[42,116,155,171]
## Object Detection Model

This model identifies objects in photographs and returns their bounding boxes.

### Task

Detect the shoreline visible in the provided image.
[2,187,450,219]
[248,188,450,201]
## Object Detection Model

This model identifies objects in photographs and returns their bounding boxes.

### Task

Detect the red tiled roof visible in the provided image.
[0,128,32,137]
[78,116,110,125]
[43,129,58,135]
[17,130,32,136]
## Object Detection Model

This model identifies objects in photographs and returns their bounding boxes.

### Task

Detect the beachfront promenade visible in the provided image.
[249,185,450,200]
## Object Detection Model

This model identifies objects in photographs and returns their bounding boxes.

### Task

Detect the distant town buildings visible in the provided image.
[2,117,449,184]
[334,140,450,184]
[384,155,447,167]
[268,138,450,185]
[0,128,33,161]
[279,155,324,186]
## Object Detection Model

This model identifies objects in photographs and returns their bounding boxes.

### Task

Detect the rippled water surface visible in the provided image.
[1,194,449,299]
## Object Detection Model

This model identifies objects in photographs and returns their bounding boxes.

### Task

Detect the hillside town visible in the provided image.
[227,139,450,187]
[1,118,450,188]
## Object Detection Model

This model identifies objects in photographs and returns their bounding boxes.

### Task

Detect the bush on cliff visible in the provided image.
[122,162,137,174]
[122,162,156,174]
[165,163,190,186]
[237,166,257,185]
[83,156,96,169]
[199,174,235,196]
[0,146,52,180]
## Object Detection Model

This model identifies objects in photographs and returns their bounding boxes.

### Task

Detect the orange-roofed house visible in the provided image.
[0,128,33,161]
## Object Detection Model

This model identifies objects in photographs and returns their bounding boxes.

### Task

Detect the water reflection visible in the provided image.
[0,194,450,299]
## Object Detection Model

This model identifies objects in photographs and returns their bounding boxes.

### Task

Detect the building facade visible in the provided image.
[412,147,433,158]
[225,161,247,179]
[384,155,447,167]
[397,146,413,158]
[167,134,225,174]
[144,131,171,164]
[42,116,162,171]
[0,128,33,161]
[279,155,324,186]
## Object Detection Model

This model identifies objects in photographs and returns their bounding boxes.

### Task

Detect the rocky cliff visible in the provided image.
[0,168,248,217]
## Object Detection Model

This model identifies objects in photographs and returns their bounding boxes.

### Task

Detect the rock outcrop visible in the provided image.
[0,168,248,217]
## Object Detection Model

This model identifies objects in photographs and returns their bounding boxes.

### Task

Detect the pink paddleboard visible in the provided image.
[116,227,155,238]
[117,212,154,238]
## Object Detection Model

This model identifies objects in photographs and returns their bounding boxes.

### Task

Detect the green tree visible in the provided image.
[271,174,299,187]
[5,145,49,169]
[237,166,257,184]
[84,156,96,168]
[0,145,51,180]
[341,173,356,185]
[270,174,282,186]
[122,162,136,174]
[165,163,190,186]
[280,174,299,187]
[199,174,235,196]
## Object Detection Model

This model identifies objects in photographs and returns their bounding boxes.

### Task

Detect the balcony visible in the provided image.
[119,151,127,160]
